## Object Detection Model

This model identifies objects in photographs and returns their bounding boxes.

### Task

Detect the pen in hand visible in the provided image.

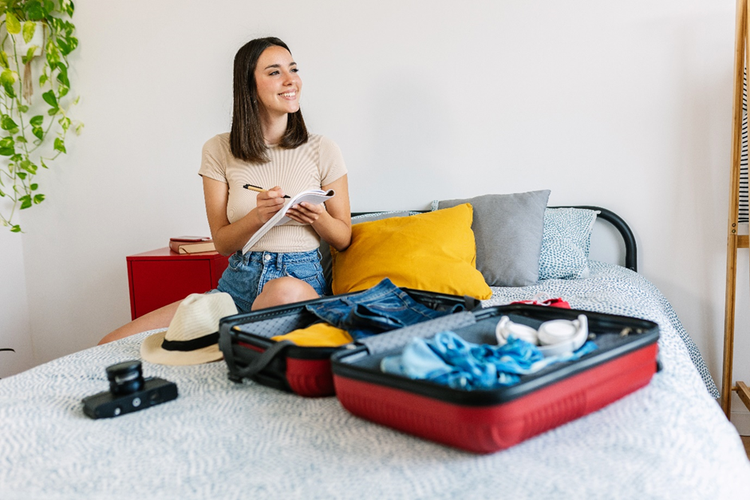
[243,184,291,199]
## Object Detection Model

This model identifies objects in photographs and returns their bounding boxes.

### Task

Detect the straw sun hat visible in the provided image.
[140,292,238,366]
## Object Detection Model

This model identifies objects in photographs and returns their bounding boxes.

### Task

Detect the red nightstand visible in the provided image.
[126,248,230,320]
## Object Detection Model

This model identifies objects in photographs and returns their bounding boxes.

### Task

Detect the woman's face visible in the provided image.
[254,45,302,119]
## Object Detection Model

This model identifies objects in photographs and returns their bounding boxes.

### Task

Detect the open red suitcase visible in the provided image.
[330,304,660,454]
[218,288,478,397]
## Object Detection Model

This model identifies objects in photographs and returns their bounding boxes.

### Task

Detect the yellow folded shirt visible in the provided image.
[271,322,353,347]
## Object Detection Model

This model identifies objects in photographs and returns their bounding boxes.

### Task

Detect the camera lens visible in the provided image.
[106,360,145,395]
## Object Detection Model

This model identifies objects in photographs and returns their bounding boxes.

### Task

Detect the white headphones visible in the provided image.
[496,314,589,357]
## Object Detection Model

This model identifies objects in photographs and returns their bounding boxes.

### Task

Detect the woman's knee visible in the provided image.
[252,277,319,310]
[98,299,182,345]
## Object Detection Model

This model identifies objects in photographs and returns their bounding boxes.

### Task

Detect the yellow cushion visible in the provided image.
[331,203,492,299]
[271,323,353,347]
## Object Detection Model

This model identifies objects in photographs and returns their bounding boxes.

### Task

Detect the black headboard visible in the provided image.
[551,206,637,272]
[351,205,638,273]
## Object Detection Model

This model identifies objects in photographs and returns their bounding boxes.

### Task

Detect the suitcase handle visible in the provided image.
[231,340,295,380]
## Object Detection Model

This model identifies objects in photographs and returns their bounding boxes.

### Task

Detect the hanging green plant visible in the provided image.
[0,0,81,233]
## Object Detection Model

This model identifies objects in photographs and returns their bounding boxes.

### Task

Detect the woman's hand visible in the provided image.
[256,186,287,223]
[285,200,326,225]
[203,178,286,256]
[306,174,352,252]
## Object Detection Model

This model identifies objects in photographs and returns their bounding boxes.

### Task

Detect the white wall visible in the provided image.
[0,227,33,378]
[1,0,748,426]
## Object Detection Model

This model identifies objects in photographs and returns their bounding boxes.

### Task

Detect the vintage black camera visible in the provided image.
[82,360,178,419]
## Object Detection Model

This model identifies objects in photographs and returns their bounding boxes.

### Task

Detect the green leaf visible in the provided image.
[0,137,15,156]
[0,51,8,70]
[54,62,69,87]
[38,72,48,86]
[30,183,38,190]
[19,195,32,209]
[45,43,59,65]
[24,1,45,20]
[47,107,59,116]
[33,194,44,204]
[22,21,37,44]
[40,158,47,169]
[42,90,57,107]
[53,137,66,153]
[1,69,15,85]
[1,69,16,98]
[29,115,43,127]
[47,16,61,33]
[67,36,79,53]
[5,12,21,35]
[17,171,26,180]
[11,225,21,233]
[1,115,18,131]
[57,38,71,56]
[58,116,70,131]
[15,136,27,144]
[22,46,38,65]
[18,105,28,113]
[21,160,37,174]
[32,126,44,140]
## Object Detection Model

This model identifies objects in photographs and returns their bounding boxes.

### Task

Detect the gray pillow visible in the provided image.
[437,190,550,287]
[319,210,413,294]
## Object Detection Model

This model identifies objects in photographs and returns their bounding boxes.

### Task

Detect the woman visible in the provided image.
[99,37,351,344]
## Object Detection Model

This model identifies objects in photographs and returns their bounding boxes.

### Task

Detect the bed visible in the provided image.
[0,198,748,499]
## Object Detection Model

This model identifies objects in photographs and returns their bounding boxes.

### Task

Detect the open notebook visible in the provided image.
[242,189,335,254]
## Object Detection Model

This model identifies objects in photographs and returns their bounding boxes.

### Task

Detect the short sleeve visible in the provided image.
[318,136,347,186]
[198,134,229,183]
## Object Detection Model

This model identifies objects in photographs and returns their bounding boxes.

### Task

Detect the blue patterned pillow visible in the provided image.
[538,208,598,280]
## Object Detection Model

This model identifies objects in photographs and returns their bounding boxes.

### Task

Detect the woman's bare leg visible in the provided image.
[251,277,319,311]
[98,300,183,345]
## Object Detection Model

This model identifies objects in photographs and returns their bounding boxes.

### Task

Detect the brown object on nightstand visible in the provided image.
[126,247,229,320]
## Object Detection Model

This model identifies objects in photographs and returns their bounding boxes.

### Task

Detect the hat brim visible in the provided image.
[140,329,223,366]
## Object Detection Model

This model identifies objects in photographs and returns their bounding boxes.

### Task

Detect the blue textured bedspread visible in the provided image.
[0,262,746,499]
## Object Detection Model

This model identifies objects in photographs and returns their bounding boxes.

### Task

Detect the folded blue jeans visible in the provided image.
[305,278,464,339]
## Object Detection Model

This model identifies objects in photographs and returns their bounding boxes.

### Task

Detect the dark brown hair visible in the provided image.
[230,37,308,163]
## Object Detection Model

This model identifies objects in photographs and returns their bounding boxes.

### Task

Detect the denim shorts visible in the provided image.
[216,249,326,313]
[305,278,460,339]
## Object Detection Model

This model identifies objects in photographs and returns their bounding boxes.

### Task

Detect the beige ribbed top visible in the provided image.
[198,133,347,253]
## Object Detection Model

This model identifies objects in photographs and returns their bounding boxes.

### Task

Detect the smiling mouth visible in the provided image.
[280,91,297,98]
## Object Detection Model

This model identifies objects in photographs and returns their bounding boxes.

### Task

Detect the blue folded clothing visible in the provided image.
[381,331,597,390]
[306,278,463,339]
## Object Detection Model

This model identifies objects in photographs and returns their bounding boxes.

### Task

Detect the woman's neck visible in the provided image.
[261,112,288,146]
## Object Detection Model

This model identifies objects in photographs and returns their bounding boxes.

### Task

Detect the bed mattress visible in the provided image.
[0,262,745,499]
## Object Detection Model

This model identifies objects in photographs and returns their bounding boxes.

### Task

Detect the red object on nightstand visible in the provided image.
[126,247,229,320]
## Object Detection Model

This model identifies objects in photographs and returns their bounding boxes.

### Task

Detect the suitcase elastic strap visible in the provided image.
[232,340,295,379]
[360,311,477,355]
